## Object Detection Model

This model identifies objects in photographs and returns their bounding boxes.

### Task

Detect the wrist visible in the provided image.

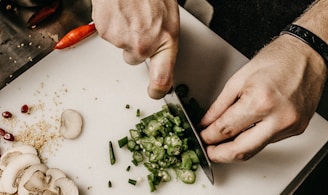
[280,24,328,79]
[276,33,327,81]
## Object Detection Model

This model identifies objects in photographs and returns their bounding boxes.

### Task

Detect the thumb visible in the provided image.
[147,44,178,99]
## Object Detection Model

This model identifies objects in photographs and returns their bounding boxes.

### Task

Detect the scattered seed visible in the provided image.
[3,132,14,141]
[2,111,12,118]
[21,104,29,113]
[0,128,6,136]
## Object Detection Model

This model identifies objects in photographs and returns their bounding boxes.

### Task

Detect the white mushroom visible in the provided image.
[0,153,40,194]
[45,168,66,192]
[0,144,37,169]
[17,163,48,195]
[23,170,47,193]
[59,109,83,139]
[53,177,79,195]
[0,145,79,195]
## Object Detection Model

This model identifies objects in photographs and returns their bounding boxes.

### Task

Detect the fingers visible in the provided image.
[199,81,275,163]
[200,96,261,144]
[200,80,240,127]
[205,122,272,163]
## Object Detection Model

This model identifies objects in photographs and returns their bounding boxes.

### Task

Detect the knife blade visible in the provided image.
[163,88,214,184]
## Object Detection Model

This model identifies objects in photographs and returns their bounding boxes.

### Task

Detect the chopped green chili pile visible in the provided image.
[119,104,201,192]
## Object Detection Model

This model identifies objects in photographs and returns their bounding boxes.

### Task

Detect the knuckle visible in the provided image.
[251,90,275,114]
[234,152,253,161]
[219,126,234,137]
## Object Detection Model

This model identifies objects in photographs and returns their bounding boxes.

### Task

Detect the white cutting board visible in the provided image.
[0,8,327,195]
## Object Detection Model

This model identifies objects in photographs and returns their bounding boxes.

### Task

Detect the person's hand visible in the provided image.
[200,34,327,163]
[91,0,180,99]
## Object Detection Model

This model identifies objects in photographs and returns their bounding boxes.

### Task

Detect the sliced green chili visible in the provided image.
[131,159,138,166]
[118,136,128,148]
[121,104,201,192]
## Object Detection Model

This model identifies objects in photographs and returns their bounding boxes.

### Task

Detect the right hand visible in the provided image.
[91,0,180,99]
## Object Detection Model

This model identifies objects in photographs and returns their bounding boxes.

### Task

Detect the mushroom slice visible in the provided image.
[0,153,40,194]
[18,163,48,195]
[53,177,79,195]
[0,144,37,169]
[23,170,47,193]
[45,168,66,192]
[59,109,83,139]
[42,189,58,195]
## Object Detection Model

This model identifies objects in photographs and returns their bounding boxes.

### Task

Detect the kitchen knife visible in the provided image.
[163,88,214,184]
[145,60,214,184]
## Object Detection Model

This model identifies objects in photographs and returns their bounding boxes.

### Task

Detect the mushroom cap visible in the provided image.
[17,163,48,195]
[23,170,47,192]
[54,177,79,195]
[45,168,66,192]
[59,109,83,139]
[0,153,40,194]
[0,144,37,169]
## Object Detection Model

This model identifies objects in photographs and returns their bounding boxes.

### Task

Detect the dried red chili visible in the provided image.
[54,23,96,49]
[27,0,62,28]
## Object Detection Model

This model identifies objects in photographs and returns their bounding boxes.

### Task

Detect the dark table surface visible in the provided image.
[207,0,328,121]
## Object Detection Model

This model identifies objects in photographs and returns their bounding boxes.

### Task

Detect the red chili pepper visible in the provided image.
[54,23,96,49]
[27,0,61,28]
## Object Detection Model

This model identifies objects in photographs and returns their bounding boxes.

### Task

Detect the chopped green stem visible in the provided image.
[109,141,116,165]
[136,109,141,117]
[126,165,131,171]
[128,179,137,185]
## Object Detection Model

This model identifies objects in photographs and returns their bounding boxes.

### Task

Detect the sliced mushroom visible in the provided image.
[0,144,37,169]
[0,153,40,194]
[23,170,47,193]
[42,189,58,195]
[17,163,48,195]
[53,177,79,195]
[59,109,83,139]
[45,168,66,192]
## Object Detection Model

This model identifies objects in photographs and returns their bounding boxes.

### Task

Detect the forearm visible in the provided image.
[292,0,328,80]
[295,0,328,42]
